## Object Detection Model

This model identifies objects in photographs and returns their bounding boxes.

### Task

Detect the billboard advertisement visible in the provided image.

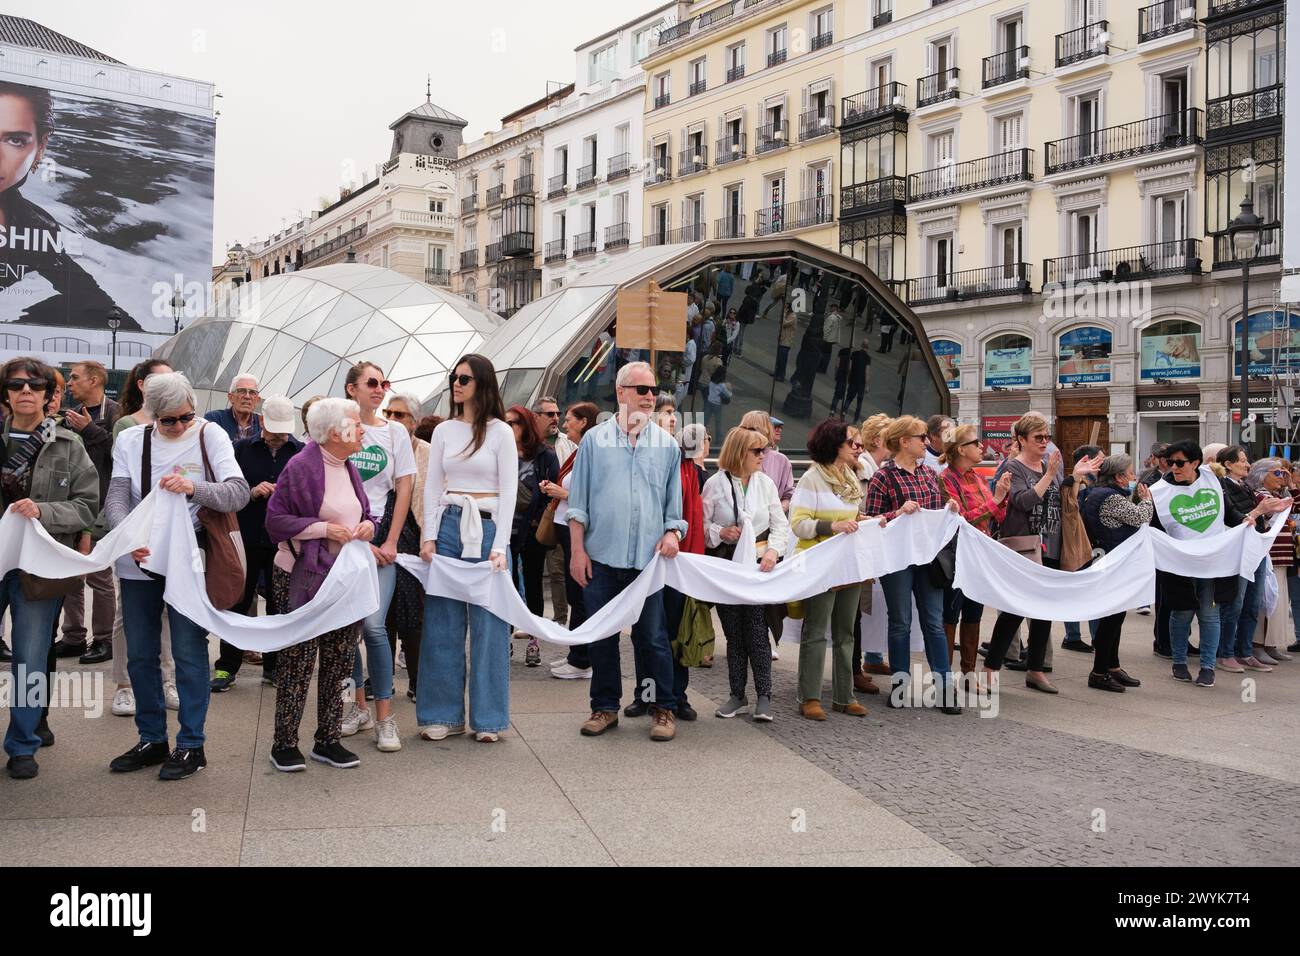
[1232,311,1300,377]
[981,415,1020,460]
[983,334,1031,388]
[1057,326,1112,385]
[0,77,214,363]
[932,337,960,390]
[1140,320,1201,380]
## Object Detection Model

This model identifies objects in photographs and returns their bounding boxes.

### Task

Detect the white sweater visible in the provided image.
[422,418,518,555]
[701,469,790,556]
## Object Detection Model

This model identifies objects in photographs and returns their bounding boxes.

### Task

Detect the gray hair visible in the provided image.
[615,361,654,387]
[678,422,708,455]
[531,395,558,412]
[1098,454,1133,486]
[386,392,421,416]
[1247,458,1285,493]
[307,397,360,444]
[143,372,197,419]
[229,372,258,392]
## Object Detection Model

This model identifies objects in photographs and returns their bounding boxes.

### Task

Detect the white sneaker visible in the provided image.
[549,657,569,669]
[771,648,780,661]
[341,702,374,737]
[475,731,500,743]
[395,647,406,670]
[550,662,592,680]
[419,724,465,741]
[1136,605,1152,615]
[111,686,135,717]
[163,681,180,711]
[374,715,401,752]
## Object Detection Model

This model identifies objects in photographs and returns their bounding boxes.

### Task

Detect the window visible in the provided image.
[428,245,446,270]
[689,57,707,94]
[811,6,833,44]
[1068,0,1104,30]
[589,43,617,85]
[873,0,893,27]
[428,198,445,214]
[615,124,629,156]
[930,38,953,76]
[651,202,670,242]
[872,57,893,91]
[1000,16,1023,53]
[1071,91,1101,160]
[999,223,1023,277]
[768,25,787,65]
[727,42,745,79]
[634,23,661,62]
[931,234,954,281]
[1140,319,1201,380]
[613,191,628,225]
[654,72,671,105]
[1070,208,1100,266]
[928,129,955,167]
[723,183,744,230]
[555,211,566,243]
[997,113,1023,152]
[804,162,832,221]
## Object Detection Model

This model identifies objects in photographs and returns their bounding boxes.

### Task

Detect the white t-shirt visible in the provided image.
[110,422,241,580]
[349,419,417,520]
[422,418,518,555]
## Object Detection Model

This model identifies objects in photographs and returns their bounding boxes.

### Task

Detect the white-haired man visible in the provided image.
[567,361,688,742]
[205,373,263,444]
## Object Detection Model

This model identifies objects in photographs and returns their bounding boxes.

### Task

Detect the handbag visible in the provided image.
[997,534,1044,565]
[927,470,962,588]
[535,500,559,546]
[671,596,716,667]
[706,472,743,560]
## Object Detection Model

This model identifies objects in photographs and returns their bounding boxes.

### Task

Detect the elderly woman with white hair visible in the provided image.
[105,372,250,781]
[1246,458,1297,664]
[263,398,375,772]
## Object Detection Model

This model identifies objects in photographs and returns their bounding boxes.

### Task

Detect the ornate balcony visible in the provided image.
[908,148,1033,202]
[755,197,834,236]
[607,153,631,182]
[767,48,787,68]
[1044,239,1203,284]
[983,46,1029,89]
[1044,109,1203,174]
[679,146,709,176]
[424,268,451,286]
[715,133,747,165]
[1055,20,1108,68]
[800,107,836,141]
[755,120,789,154]
[840,177,907,217]
[917,68,960,108]
[841,82,908,127]
[726,65,745,83]
[1206,84,1283,135]
[1138,0,1198,43]
[908,263,1032,305]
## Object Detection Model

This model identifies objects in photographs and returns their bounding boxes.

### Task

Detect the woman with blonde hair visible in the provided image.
[703,427,790,721]
[858,413,891,482]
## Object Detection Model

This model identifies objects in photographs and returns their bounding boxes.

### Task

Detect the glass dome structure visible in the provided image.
[156,264,503,414]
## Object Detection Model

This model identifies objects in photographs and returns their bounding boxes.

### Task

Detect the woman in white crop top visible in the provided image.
[416,354,517,743]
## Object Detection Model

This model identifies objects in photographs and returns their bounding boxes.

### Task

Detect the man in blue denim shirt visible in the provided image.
[567,361,688,741]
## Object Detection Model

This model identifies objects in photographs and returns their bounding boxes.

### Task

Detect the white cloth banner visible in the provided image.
[1149,466,1226,540]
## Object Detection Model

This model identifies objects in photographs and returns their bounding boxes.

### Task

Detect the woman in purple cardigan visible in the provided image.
[264,398,374,773]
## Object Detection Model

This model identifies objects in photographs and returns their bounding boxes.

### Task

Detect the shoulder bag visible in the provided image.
[705,473,742,561]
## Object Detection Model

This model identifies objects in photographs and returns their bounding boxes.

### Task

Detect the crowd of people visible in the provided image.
[4,350,1298,782]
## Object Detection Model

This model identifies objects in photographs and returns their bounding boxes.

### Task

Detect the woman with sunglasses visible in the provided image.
[1,357,99,779]
[338,362,415,751]
[1215,445,1274,673]
[105,372,249,780]
[704,426,789,721]
[380,392,429,699]
[505,404,559,668]
[940,424,1011,676]
[1246,458,1297,664]
[863,416,962,713]
[418,355,516,743]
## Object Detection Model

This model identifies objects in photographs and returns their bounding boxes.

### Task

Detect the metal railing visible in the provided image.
[726,65,745,83]
[755,120,790,154]
[983,46,1029,88]
[679,145,709,176]
[543,239,566,264]
[873,8,893,28]
[689,79,707,97]
[459,249,478,271]
[485,241,502,264]
[755,197,835,236]
[1044,239,1203,284]
[767,48,787,68]
[1044,109,1203,173]
[908,148,1033,202]
[302,224,366,265]
[841,82,908,125]
[502,231,534,257]
[800,107,836,141]
[576,163,597,189]
[908,263,1033,305]
[653,92,671,109]
[1212,227,1280,268]
[1208,0,1275,17]
[513,174,534,195]
[486,184,505,206]
[840,176,907,216]
[644,222,706,247]
[645,156,672,185]
[573,232,596,257]
[917,68,960,108]
[657,19,694,46]
[716,133,747,164]
[811,30,834,52]
[714,214,746,239]
[460,195,478,215]
[1055,20,1108,67]
[607,153,631,181]
[1206,84,1283,133]
[547,173,567,198]
[1138,0,1198,43]
[425,268,451,286]
[604,222,630,248]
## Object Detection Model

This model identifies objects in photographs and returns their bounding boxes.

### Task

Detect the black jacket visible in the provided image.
[1220,475,1265,531]
[1151,473,1237,609]
[67,396,120,505]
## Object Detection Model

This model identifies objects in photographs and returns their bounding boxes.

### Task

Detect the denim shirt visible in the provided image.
[565,417,687,570]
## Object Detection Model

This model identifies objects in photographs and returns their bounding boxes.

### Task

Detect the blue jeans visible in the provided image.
[879,564,952,686]
[1169,579,1221,669]
[2,570,61,758]
[586,562,675,713]
[1289,574,1300,644]
[352,561,396,701]
[417,509,511,733]
[120,576,211,749]
[774,345,790,380]
[1064,619,1100,643]
[659,585,691,708]
[1233,558,1268,657]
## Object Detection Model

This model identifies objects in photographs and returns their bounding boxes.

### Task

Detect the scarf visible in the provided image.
[814,461,863,509]
[680,459,706,555]
[2,417,55,506]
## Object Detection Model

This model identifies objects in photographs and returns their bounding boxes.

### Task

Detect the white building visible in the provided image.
[538,5,675,291]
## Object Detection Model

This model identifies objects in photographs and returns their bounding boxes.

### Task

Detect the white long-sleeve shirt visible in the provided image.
[421,418,517,555]
[701,469,790,556]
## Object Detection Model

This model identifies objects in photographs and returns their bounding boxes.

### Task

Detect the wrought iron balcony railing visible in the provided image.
[573,232,596,257]
[576,164,597,189]
[486,184,505,206]
[461,195,478,215]
[485,241,502,264]
[983,46,1029,89]
[840,176,907,216]
[767,48,787,68]
[604,222,630,249]
[1138,0,1198,43]
[755,197,834,236]
[841,82,909,126]
[714,214,745,239]
[1206,84,1283,134]
[644,222,706,247]
[653,92,671,109]
[607,153,631,181]
[811,31,833,52]
[679,146,709,176]
[917,68,960,108]
[1056,20,1108,68]
[908,148,1033,202]
[424,268,451,286]
[459,249,478,271]
[1044,239,1203,284]
[547,173,567,198]
[755,120,790,154]
[513,174,534,196]
[543,239,566,264]
[501,230,534,257]
[689,79,707,97]
[716,133,747,165]
[645,156,672,186]
[726,65,745,83]
[908,263,1033,305]
[1044,109,1203,174]
[800,107,836,141]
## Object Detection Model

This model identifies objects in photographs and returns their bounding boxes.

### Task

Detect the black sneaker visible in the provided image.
[1171,663,1193,682]
[1194,668,1215,688]
[209,670,236,693]
[0,640,12,663]
[1088,672,1126,693]
[79,640,112,664]
[269,745,307,772]
[1061,640,1092,653]
[1153,645,1173,660]
[977,642,990,658]
[623,700,650,718]
[1188,643,1201,656]
[35,717,53,748]
[110,740,170,773]
[675,701,698,722]
[1290,641,1300,653]
[6,755,37,779]
[310,741,360,768]
[158,746,207,780]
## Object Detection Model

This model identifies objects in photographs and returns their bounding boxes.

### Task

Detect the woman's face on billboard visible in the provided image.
[0,94,45,194]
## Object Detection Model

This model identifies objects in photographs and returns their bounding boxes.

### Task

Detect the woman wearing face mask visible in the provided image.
[1080,455,1153,692]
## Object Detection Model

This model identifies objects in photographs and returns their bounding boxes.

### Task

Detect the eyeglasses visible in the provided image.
[960,439,982,448]
[620,384,658,396]
[539,410,560,418]
[848,441,864,450]
[4,378,47,393]
[1027,434,1050,444]
[1271,469,1289,478]
[157,412,197,427]
[232,387,259,398]
[383,408,411,420]
[749,447,766,456]
[906,432,927,440]
[1168,458,1192,467]
[448,373,474,387]
[362,377,391,391]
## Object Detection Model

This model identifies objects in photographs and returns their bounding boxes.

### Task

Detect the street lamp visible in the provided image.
[1229,195,1262,443]
[170,288,185,335]
[105,306,126,372]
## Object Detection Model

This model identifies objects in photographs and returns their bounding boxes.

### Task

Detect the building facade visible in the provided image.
[538,5,675,291]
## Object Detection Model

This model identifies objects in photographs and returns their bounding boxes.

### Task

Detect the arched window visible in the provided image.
[983,333,1031,389]
[1057,326,1112,385]
[931,338,961,390]
[1140,319,1201,381]
[1231,310,1300,377]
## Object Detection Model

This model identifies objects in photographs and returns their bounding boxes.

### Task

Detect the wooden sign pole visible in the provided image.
[647,280,660,374]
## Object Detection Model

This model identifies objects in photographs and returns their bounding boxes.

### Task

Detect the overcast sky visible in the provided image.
[11,0,657,263]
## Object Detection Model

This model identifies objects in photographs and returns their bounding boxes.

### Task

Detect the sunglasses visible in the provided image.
[383,408,411,420]
[362,377,391,391]
[448,373,474,387]
[4,378,47,393]
[749,447,766,456]
[1027,434,1050,444]
[157,412,197,427]
[539,410,560,417]
[1168,458,1192,467]
[620,384,658,396]
[907,432,927,440]
[960,439,982,448]
[1271,469,1289,478]
[848,441,864,450]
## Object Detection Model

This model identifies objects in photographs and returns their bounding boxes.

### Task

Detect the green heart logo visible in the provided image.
[349,444,389,483]
[1170,489,1220,534]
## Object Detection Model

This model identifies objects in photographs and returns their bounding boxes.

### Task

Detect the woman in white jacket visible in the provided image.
[702,426,790,722]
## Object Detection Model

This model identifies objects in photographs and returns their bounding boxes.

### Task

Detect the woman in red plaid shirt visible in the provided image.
[863,415,962,714]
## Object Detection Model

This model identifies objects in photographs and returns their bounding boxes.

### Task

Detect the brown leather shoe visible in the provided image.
[853,671,880,694]
[862,662,891,676]
[580,711,619,736]
[649,706,676,741]
[958,621,981,676]
[799,699,828,721]
[832,700,868,716]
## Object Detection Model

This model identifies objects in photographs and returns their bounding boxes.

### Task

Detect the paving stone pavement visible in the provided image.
[682,649,1300,867]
